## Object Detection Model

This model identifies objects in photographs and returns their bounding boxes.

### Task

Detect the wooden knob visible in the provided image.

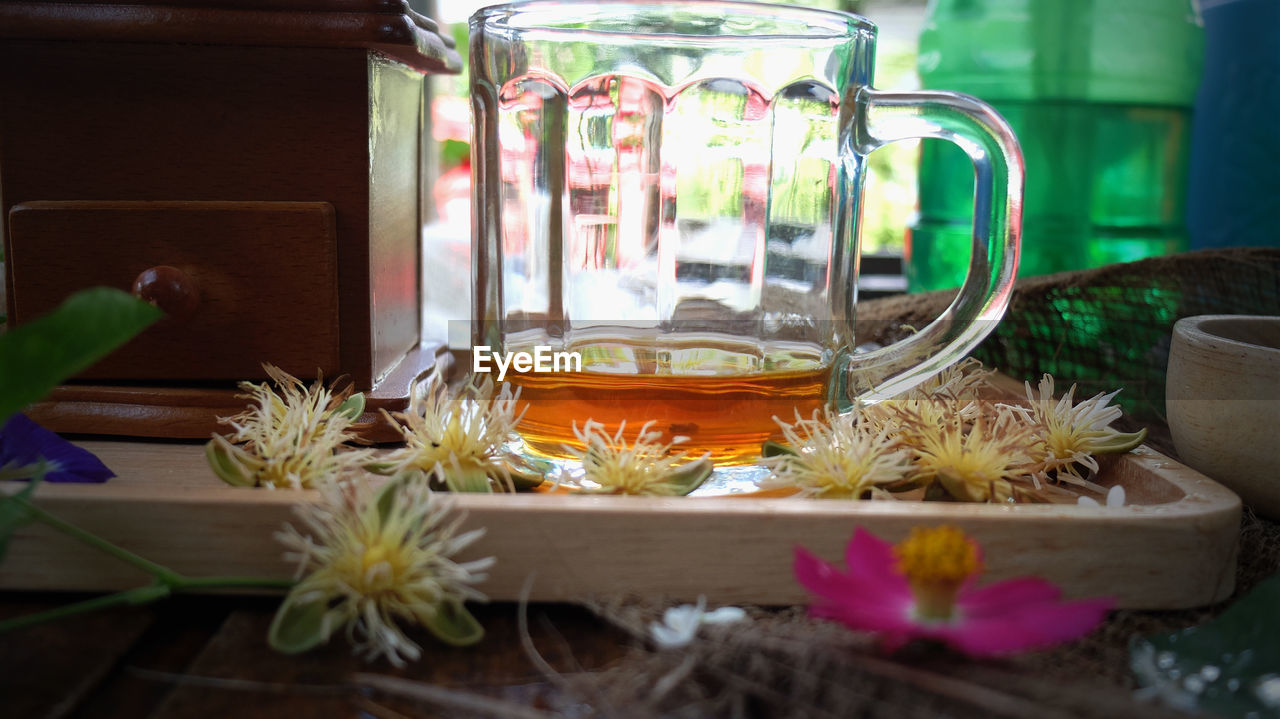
[132,265,199,320]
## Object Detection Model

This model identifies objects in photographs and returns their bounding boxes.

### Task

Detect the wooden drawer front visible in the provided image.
[7,200,340,381]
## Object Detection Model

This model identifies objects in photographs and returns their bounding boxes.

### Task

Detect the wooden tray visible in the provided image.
[1,437,1240,610]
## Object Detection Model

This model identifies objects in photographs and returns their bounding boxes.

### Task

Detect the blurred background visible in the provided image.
[418,0,926,345]
[2,1,1276,342]
[421,0,922,247]
[405,0,1273,347]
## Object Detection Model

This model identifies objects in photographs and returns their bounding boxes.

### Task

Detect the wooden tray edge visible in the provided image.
[0,440,1242,609]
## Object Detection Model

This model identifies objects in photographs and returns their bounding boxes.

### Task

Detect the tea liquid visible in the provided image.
[503,365,831,465]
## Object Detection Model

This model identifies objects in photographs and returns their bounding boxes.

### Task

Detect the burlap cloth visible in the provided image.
[547,249,1280,718]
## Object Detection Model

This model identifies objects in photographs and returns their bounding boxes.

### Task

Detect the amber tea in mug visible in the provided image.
[469,0,1022,463]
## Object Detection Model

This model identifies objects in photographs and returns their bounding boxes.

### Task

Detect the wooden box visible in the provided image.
[0,0,462,439]
[0,438,1242,610]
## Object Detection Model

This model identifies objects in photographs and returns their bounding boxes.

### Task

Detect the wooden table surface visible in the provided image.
[1,594,633,718]
[2,586,1235,719]
[1,428,1265,719]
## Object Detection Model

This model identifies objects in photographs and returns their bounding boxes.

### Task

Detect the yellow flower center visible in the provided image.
[926,435,1006,486]
[586,451,657,494]
[340,537,409,597]
[1044,420,1107,460]
[440,414,476,455]
[893,526,982,621]
[816,457,874,496]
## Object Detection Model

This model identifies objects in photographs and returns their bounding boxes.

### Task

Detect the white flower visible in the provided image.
[271,474,493,665]
[1005,374,1146,484]
[649,596,747,649]
[381,373,526,492]
[760,408,913,499]
[207,364,371,489]
[562,420,712,496]
[863,357,993,431]
[908,410,1036,503]
[1077,485,1126,507]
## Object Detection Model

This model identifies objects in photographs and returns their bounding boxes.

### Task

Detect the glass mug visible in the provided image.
[469,1,1022,464]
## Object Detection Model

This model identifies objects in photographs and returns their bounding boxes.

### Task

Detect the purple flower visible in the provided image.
[0,413,114,483]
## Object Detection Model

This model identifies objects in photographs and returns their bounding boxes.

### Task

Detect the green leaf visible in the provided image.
[268,588,336,655]
[0,476,41,563]
[0,287,162,425]
[421,598,484,647]
[1131,574,1280,716]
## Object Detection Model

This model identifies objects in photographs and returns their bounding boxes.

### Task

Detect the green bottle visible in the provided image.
[909,0,1203,291]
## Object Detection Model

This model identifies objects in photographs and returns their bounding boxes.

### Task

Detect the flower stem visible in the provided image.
[0,575,292,634]
[0,500,295,634]
[0,584,170,633]
[17,498,184,584]
[170,576,294,592]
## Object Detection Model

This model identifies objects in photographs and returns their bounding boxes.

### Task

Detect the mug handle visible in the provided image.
[842,88,1023,402]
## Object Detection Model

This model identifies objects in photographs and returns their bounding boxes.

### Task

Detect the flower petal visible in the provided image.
[844,527,911,591]
[420,598,485,647]
[796,526,1113,658]
[268,587,341,654]
[702,606,747,625]
[1106,485,1126,507]
[939,596,1115,656]
[650,619,697,649]
[795,543,914,634]
[649,599,705,649]
[808,596,916,637]
[794,544,861,598]
[797,530,916,613]
[662,603,704,632]
[957,576,1063,616]
[0,413,114,483]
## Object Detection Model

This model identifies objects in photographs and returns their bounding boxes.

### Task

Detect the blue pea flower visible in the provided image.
[0,413,114,483]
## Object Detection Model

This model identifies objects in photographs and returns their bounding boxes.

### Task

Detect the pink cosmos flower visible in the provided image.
[794,526,1114,656]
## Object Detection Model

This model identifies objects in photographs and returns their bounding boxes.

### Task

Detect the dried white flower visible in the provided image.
[649,596,747,649]
[760,408,913,499]
[271,474,493,666]
[381,374,527,492]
